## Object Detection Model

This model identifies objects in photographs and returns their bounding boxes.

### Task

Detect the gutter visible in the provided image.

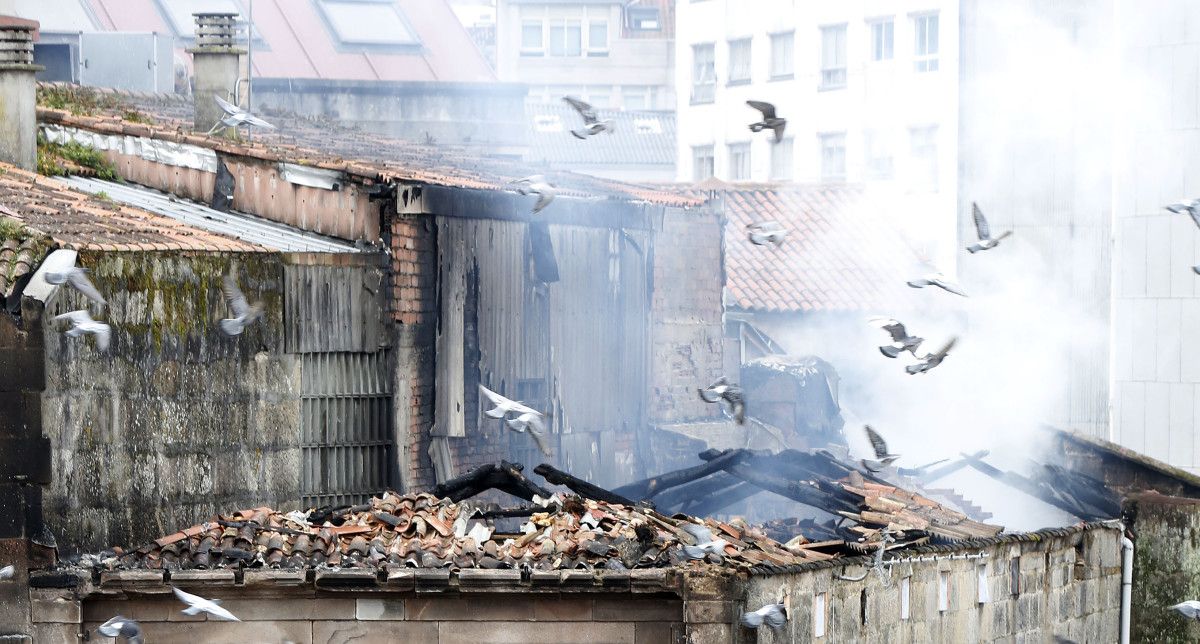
[1120,535,1133,644]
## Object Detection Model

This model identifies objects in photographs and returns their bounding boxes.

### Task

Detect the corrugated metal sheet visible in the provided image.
[64,176,362,254]
[284,264,387,353]
[526,102,676,167]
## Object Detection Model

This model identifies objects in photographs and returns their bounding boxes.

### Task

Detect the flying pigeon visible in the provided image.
[747,221,786,246]
[45,266,106,306]
[562,96,614,138]
[172,586,240,621]
[1169,600,1200,621]
[698,377,746,424]
[679,522,728,560]
[746,101,787,143]
[505,411,553,457]
[54,310,111,351]
[906,337,957,375]
[868,316,924,358]
[907,272,968,297]
[208,95,276,135]
[219,272,264,336]
[740,603,787,629]
[861,425,900,473]
[478,384,541,419]
[1165,200,1200,273]
[0,564,12,580]
[97,615,144,643]
[511,175,556,214]
[965,203,1012,253]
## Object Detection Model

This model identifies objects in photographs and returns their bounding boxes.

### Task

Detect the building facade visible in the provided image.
[496,0,675,111]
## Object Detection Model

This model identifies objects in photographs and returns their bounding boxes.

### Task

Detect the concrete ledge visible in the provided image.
[99,570,164,589]
[313,569,378,590]
[458,569,522,587]
[170,570,236,586]
[559,571,594,587]
[243,569,306,587]
[414,569,451,591]
[385,568,415,591]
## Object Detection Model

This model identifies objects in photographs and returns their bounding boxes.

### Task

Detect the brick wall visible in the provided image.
[651,207,726,424]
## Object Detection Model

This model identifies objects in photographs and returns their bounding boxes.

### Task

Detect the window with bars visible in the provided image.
[692,145,715,181]
[769,31,794,80]
[728,38,752,84]
[820,25,847,88]
[820,132,846,181]
[728,142,751,180]
[692,43,716,103]
[914,13,939,72]
[869,19,894,61]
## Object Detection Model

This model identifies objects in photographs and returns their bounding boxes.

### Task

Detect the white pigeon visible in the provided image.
[965,202,1012,254]
[563,96,615,138]
[209,95,276,135]
[1169,600,1200,621]
[747,221,786,246]
[679,522,729,560]
[906,336,957,375]
[907,272,968,297]
[697,377,746,424]
[219,272,264,336]
[45,266,106,306]
[0,564,12,580]
[54,310,111,351]
[511,175,556,214]
[478,384,541,419]
[172,586,240,621]
[505,411,552,456]
[741,602,787,629]
[97,615,144,643]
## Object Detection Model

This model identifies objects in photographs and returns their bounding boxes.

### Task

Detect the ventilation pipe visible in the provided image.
[187,12,243,135]
[0,21,43,170]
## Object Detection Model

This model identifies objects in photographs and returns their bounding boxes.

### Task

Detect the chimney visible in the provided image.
[0,22,43,170]
[187,12,244,135]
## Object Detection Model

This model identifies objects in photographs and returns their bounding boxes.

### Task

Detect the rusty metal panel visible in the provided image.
[284,264,386,354]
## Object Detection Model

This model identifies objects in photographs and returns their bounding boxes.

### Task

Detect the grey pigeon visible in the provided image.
[868,316,924,358]
[54,309,111,351]
[0,564,12,580]
[97,615,144,643]
[45,266,106,306]
[208,95,276,135]
[861,425,900,473]
[219,272,264,336]
[1170,600,1200,621]
[741,602,787,629]
[906,337,957,375]
[966,203,1012,253]
[747,221,786,246]
[511,175,556,214]
[746,100,787,143]
[1166,200,1200,273]
[505,411,553,456]
[698,377,746,424]
[907,272,968,297]
[679,522,728,560]
[563,96,615,138]
[173,586,240,621]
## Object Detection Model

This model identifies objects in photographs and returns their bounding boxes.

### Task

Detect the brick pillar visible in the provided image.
[187,12,244,135]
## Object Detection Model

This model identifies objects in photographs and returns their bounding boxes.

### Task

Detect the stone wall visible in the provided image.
[739,525,1123,643]
[40,251,302,553]
[1127,493,1200,642]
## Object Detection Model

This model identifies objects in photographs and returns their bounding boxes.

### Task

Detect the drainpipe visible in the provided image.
[1120,536,1133,644]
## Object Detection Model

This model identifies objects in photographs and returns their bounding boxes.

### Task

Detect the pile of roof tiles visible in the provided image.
[97,492,835,573]
[836,479,1003,544]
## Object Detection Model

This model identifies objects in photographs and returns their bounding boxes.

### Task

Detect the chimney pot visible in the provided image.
[0,24,43,170]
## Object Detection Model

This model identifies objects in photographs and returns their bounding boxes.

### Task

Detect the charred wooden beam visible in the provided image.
[653,472,744,512]
[917,450,990,482]
[533,464,638,506]
[613,449,750,500]
[434,461,551,502]
[681,481,762,517]
[698,450,856,513]
[961,453,1102,521]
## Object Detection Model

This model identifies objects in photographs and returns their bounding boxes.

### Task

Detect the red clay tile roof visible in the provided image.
[95,491,835,574]
[683,183,925,313]
[0,164,267,253]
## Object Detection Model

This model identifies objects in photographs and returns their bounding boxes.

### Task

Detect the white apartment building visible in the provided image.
[496,0,676,110]
[676,0,959,264]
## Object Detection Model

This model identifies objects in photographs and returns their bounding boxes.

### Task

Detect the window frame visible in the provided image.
[587,19,609,56]
[900,576,911,620]
[863,129,894,180]
[727,142,752,181]
[692,144,715,181]
[520,18,545,56]
[819,132,847,182]
[548,18,583,57]
[691,43,716,104]
[769,137,794,181]
[311,0,421,52]
[813,592,827,638]
[768,30,794,81]
[913,12,940,72]
[819,23,848,90]
[727,37,752,85]
[868,17,894,62]
[938,570,951,612]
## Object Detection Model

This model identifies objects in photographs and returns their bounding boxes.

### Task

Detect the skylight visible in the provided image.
[11,0,97,33]
[316,1,420,47]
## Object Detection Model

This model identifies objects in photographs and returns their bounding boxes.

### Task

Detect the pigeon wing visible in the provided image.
[746,100,777,120]
[222,275,251,317]
[213,95,240,116]
[864,425,889,459]
[171,586,206,606]
[679,522,715,544]
[971,202,991,241]
[562,96,598,124]
[94,323,111,351]
[527,417,553,457]
[54,309,93,326]
[934,337,958,359]
[533,191,554,214]
[67,269,107,305]
[241,113,276,130]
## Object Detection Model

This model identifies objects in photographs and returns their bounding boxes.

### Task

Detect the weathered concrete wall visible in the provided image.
[1127,493,1200,642]
[40,251,301,553]
[190,53,240,135]
[739,526,1123,643]
[0,67,40,170]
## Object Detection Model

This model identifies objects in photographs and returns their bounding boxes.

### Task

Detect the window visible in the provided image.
[728,38,752,84]
[977,563,991,604]
[863,130,894,179]
[691,44,716,103]
[813,593,827,637]
[820,133,846,181]
[587,86,611,108]
[549,19,582,57]
[938,571,950,612]
[770,138,794,180]
[860,589,869,625]
[914,13,939,72]
[588,20,608,55]
[626,6,661,31]
[728,143,751,180]
[869,19,894,61]
[769,31,794,80]
[820,25,847,88]
[521,19,543,55]
[1010,557,1021,596]
[693,145,715,181]
[316,1,419,46]
[909,126,938,191]
[900,576,911,620]
[623,87,648,110]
